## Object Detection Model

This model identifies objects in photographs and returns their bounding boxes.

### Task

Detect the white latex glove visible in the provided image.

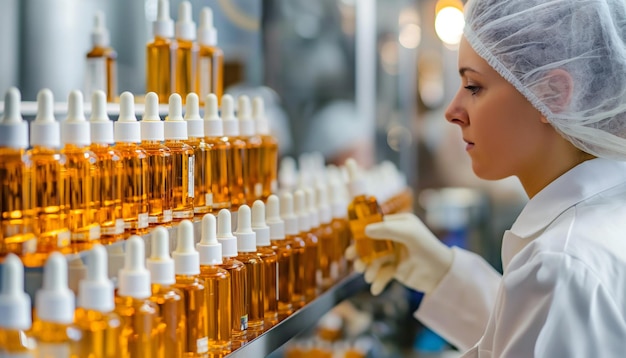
[346,213,454,295]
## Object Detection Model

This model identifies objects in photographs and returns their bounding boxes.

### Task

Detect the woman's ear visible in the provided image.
[540,69,574,113]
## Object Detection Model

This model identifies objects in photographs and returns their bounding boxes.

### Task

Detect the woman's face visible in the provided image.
[445,37,553,182]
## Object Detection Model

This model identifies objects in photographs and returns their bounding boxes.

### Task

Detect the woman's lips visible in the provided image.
[464,139,475,150]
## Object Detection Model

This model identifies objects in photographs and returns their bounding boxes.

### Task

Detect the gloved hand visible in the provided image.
[346,213,454,295]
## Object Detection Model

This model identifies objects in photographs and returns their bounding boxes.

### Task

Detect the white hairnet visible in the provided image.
[464,0,626,159]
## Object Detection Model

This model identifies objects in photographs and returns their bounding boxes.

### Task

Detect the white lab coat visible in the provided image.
[414,158,626,357]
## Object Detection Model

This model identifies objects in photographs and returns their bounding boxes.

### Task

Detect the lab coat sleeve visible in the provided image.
[414,247,501,351]
[485,251,626,357]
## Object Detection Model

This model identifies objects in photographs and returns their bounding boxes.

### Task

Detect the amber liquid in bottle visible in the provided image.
[270,239,294,320]
[90,143,125,243]
[204,136,230,210]
[235,252,264,337]
[241,135,263,203]
[23,147,70,267]
[186,137,210,215]
[331,217,351,277]
[86,46,118,102]
[62,144,101,251]
[146,36,173,104]
[140,141,173,226]
[316,223,337,290]
[196,45,224,106]
[173,275,209,356]
[174,39,197,102]
[256,246,278,329]
[30,320,76,356]
[0,148,35,257]
[347,195,395,264]
[259,135,278,200]
[302,231,319,302]
[0,329,35,354]
[114,296,163,358]
[70,309,122,358]
[225,137,246,210]
[199,265,232,353]
[150,284,186,358]
[217,258,247,349]
[165,140,194,221]
[114,143,149,235]
[285,233,306,309]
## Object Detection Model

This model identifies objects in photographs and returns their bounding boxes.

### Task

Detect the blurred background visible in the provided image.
[0,0,527,356]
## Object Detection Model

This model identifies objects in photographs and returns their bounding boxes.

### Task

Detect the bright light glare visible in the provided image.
[435,7,465,46]
[399,24,421,49]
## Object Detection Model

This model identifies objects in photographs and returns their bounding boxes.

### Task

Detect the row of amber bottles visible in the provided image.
[147,0,224,105]
[0,87,279,267]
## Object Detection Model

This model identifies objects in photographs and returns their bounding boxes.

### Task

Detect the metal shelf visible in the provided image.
[226,273,367,358]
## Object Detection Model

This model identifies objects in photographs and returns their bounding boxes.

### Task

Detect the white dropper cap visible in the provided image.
[279,157,297,192]
[153,0,174,38]
[316,184,332,224]
[266,195,285,241]
[197,213,223,265]
[329,179,347,219]
[89,90,114,144]
[114,91,141,143]
[176,1,196,41]
[280,192,299,236]
[30,89,60,148]
[185,93,204,138]
[91,10,110,47]
[36,252,75,324]
[173,220,200,275]
[346,158,366,198]
[0,87,28,149]
[61,90,91,146]
[251,200,270,247]
[294,190,311,233]
[235,205,257,253]
[198,7,217,46]
[252,96,269,136]
[165,93,188,140]
[221,94,239,137]
[117,236,151,299]
[78,244,114,312]
[204,93,223,137]
[217,209,238,257]
[237,95,255,137]
[146,226,175,285]
[0,254,31,330]
[305,187,320,229]
[141,92,165,141]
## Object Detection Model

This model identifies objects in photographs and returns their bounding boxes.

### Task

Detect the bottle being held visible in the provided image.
[0,87,36,258]
[203,94,231,211]
[113,92,149,235]
[146,0,175,103]
[146,227,186,358]
[184,93,210,216]
[173,1,197,100]
[252,96,279,199]
[197,213,231,354]
[85,11,117,102]
[164,93,195,220]
[195,7,224,105]
[345,158,394,264]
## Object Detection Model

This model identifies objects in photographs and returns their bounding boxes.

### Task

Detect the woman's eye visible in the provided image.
[464,85,481,95]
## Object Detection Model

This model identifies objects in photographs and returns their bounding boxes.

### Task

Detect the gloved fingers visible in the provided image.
[370,264,396,296]
[345,244,357,261]
[353,258,367,273]
[364,255,390,283]
[382,212,416,222]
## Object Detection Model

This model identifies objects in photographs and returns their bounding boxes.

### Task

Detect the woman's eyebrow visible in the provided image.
[459,67,479,76]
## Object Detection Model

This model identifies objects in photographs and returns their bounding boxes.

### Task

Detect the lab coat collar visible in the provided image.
[509,157,626,239]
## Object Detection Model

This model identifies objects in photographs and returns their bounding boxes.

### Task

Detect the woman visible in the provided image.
[348,0,626,356]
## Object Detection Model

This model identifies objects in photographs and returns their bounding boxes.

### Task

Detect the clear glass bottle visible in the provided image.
[0,87,35,258]
[85,11,117,103]
[329,180,352,277]
[23,89,70,268]
[203,94,231,211]
[113,92,149,235]
[252,97,279,200]
[172,220,209,356]
[266,195,294,320]
[237,96,263,203]
[221,95,247,210]
[295,190,319,303]
[147,227,186,358]
[146,0,174,103]
[140,92,173,226]
[315,184,339,289]
[197,213,232,354]
[195,7,224,105]
[89,90,124,244]
[280,192,306,309]
[164,93,195,221]
[173,1,197,100]
[184,93,210,216]
[61,90,101,252]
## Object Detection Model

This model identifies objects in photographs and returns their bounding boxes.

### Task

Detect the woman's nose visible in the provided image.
[444,91,468,126]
